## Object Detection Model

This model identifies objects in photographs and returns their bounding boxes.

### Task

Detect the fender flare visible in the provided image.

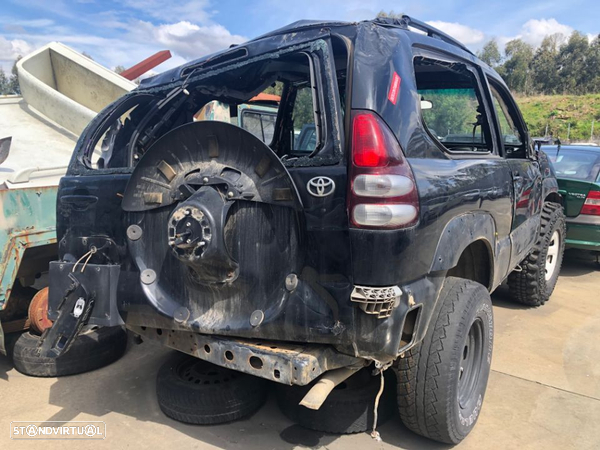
[429,212,496,275]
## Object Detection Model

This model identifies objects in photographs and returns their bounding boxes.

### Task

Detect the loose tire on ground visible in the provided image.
[395,277,494,444]
[508,202,566,306]
[276,368,396,434]
[156,353,268,425]
[12,327,127,377]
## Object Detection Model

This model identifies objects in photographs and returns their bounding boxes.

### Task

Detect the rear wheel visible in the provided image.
[156,353,268,425]
[508,202,566,306]
[12,327,127,377]
[395,277,493,444]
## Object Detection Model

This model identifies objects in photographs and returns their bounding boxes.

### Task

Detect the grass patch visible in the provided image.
[516,94,600,142]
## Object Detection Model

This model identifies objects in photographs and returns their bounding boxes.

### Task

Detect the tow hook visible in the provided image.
[38,272,95,358]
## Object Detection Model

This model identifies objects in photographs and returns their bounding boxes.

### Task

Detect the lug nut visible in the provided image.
[227,191,234,198]
[186,222,191,227]
[185,209,191,215]
[203,177,209,183]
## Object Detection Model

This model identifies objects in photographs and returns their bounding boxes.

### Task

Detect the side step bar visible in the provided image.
[129,325,365,386]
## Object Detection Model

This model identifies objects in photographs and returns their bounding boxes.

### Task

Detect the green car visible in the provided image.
[544,144,600,252]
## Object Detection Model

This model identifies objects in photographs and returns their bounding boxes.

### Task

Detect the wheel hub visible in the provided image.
[168,205,212,261]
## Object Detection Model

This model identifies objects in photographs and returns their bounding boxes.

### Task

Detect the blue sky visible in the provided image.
[1,0,599,73]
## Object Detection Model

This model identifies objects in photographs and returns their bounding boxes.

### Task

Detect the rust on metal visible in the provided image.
[129,325,363,386]
[28,287,53,334]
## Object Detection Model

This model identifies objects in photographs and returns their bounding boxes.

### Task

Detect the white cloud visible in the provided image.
[128,20,246,60]
[426,20,485,46]
[121,0,213,24]
[518,18,573,47]
[0,37,33,71]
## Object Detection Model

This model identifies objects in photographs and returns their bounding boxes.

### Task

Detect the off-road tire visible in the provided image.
[12,327,127,377]
[508,202,566,306]
[395,277,494,444]
[276,368,396,434]
[156,353,268,425]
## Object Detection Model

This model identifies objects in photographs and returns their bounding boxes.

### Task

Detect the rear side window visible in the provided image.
[414,57,493,154]
[487,80,527,158]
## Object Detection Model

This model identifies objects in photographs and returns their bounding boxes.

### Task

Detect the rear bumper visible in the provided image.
[48,261,443,364]
[129,325,364,386]
[566,216,600,251]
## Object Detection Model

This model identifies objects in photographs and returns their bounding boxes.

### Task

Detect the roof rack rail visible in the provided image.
[374,15,475,56]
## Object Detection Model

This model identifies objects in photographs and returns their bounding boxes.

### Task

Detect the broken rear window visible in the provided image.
[79,40,347,172]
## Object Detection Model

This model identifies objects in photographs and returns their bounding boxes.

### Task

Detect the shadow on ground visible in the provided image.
[491,248,598,309]
[16,338,448,450]
[558,249,599,278]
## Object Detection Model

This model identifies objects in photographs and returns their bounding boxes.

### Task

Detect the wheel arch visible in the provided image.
[430,213,496,290]
[544,191,562,206]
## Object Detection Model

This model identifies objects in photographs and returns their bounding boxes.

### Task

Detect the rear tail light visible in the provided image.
[352,174,414,198]
[348,111,419,229]
[353,204,418,227]
[581,190,600,216]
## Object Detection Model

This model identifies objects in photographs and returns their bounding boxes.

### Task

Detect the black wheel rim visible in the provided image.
[458,318,484,409]
[175,358,237,385]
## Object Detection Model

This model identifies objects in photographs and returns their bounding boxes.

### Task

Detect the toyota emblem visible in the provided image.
[307,177,335,197]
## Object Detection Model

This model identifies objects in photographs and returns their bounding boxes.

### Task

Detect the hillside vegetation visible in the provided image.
[516,94,600,142]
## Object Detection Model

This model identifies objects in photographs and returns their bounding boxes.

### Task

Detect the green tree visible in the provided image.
[586,35,600,93]
[499,39,534,94]
[0,68,9,94]
[8,56,21,95]
[478,40,502,67]
[556,31,590,94]
[530,34,563,94]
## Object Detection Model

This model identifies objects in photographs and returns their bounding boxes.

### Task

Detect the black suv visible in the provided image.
[45,16,565,444]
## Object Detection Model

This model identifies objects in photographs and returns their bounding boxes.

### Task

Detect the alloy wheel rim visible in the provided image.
[545,230,561,281]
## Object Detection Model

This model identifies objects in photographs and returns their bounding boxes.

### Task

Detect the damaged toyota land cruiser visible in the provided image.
[42,16,565,444]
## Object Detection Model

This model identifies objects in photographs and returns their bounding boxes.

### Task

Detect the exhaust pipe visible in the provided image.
[299,367,361,410]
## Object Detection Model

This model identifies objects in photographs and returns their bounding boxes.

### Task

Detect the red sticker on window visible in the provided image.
[387,72,401,105]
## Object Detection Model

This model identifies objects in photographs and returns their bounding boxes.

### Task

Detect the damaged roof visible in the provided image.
[139,16,475,90]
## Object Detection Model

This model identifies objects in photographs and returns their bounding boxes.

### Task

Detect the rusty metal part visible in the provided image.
[28,287,53,334]
[0,185,58,313]
[1,317,30,334]
[129,325,364,386]
[119,50,172,81]
[299,366,362,410]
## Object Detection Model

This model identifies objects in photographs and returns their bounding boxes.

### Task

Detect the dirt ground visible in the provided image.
[1,249,599,450]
